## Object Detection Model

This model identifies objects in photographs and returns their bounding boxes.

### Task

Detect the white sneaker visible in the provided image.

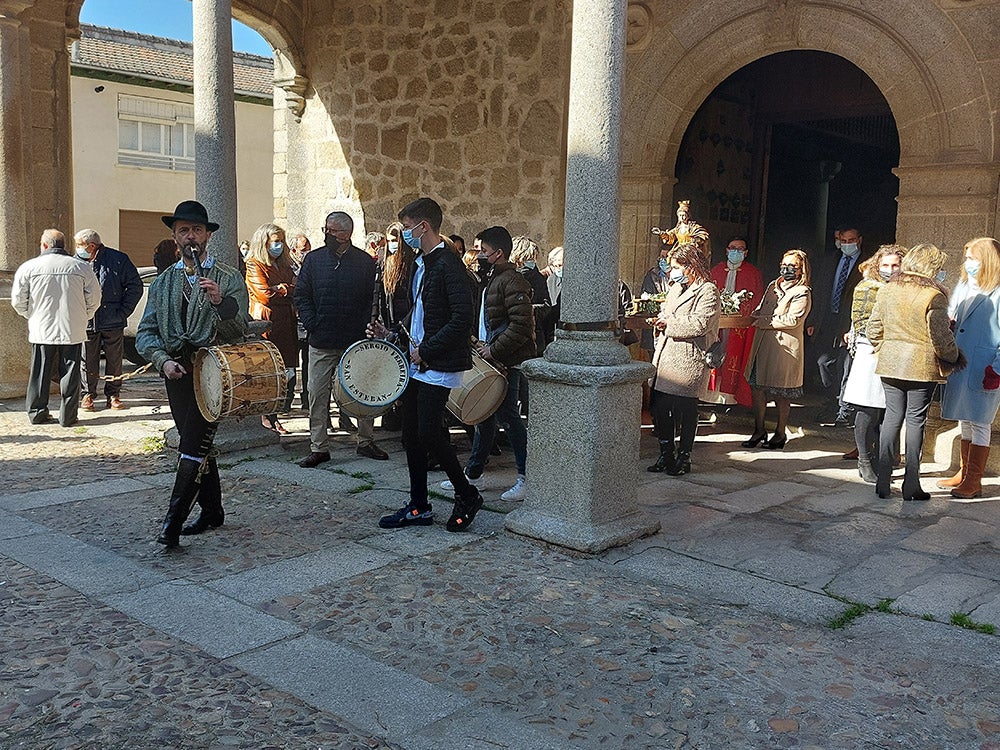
[440,473,481,491]
[501,476,528,502]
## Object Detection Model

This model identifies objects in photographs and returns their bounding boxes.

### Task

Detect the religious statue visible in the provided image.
[651,200,709,250]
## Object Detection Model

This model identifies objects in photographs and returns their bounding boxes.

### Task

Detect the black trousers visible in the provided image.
[817,345,852,408]
[26,343,81,426]
[84,328,124,398]
[878,378,934,497]
[650,390,699,455]
[398,378,473,509]
[164,370,218,458]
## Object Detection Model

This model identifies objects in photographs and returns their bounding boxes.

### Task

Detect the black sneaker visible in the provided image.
[447,490,484,532]
[379,503,434,529]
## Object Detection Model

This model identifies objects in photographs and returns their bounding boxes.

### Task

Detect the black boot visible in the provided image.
[666,451,691,476]
[181,458,225,535]
[647,442,675,472]
[157,458,203,548]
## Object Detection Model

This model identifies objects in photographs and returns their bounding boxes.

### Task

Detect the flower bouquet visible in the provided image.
[719,289,754,328]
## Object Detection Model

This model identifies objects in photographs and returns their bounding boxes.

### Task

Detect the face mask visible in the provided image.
[75,248,91,261]
[387,240,399,254]
[553,268,563,278]
[658,258,669,274]
[477,256,493,274]
[402,226,421,251]
[239,245,249,259]
[727,249,745,265]
[841,242,860,257]
[878,269,893,282]
[779,266,799,282]
[965,259,981,277]
[324,233,342,249]
[936,269,947,283]
[523,261,536,269]
[669,268,689,285]
[268,242,284,259]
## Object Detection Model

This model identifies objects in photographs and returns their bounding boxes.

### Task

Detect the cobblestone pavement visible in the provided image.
[2,371,999,749]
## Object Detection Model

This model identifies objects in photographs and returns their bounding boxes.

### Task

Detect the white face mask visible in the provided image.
[387,240,399,254]
[840,242,860,257]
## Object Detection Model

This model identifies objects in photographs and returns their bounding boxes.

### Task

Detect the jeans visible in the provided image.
[399,378,473,508]
[307,345,375,452]
[84,328,124,398]
[26,343,82,426]
[650,390,699,455]
[878,378,934,497]
[467,367,527,477]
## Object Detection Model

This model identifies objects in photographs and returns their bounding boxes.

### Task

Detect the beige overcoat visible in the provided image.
[651,279,721,398]
[744,279,812,389]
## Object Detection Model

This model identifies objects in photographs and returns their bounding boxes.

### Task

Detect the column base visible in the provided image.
[166,414,281,453]
[505,350,660,553]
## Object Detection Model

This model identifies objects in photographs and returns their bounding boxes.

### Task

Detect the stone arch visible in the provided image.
[617,0,998,283]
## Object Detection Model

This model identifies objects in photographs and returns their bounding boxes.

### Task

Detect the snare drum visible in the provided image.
[194,341,287,422]
[333,339,410,418]
[446,353,507,425]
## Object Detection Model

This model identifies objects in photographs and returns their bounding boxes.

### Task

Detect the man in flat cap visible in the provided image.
[136,201,248,549]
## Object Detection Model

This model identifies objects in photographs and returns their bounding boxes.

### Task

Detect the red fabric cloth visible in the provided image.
[708,262,763,406]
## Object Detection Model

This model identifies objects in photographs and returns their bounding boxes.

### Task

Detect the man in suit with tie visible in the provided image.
[808,226,869,425]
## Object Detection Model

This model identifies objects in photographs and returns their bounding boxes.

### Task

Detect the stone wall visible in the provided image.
[274,0,573,249]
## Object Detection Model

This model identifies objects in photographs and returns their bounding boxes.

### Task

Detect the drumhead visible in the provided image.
[194,349,224,422]
[337,339,409,407]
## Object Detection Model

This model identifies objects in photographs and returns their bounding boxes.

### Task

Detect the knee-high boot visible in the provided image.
[951,444,989,499]
[181,458,225,535]
[157,458,203,547]
[938,438,971,489]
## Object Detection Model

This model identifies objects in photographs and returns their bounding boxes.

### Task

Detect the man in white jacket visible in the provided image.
[11,229,101,426]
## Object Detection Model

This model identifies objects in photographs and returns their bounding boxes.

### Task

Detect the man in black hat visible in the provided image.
[136,200,248,548]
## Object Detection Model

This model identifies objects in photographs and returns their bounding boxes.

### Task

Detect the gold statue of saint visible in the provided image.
[651,200,709,247]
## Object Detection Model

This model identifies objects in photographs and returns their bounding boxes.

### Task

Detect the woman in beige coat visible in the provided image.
[867,243,964,501]
[648,244,721,476]
[743,249,812,449]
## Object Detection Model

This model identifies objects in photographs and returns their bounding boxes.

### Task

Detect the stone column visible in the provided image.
[193,0,238,266]
[505,0,659,553]
[0,6,32,398]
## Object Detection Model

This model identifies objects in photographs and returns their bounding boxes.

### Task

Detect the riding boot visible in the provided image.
[647,441,674,473]
[181,458,225,535]
[938,438,971,489]
[951,444,989,499]
[157,458,203,547]
[857,457,877,484]
[666,451,692,476]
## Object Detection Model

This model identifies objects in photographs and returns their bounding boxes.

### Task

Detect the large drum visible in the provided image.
[333,339,409,418]
[194,341,287,422]
[447,353,507,425]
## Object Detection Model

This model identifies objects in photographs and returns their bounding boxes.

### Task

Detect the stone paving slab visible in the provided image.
[970,594,1000,627]
[701,480,814,514]
[399,705,577,750]
[826,549,943,605]
[207,542,400,604]
[893,572,998,620]
[229,457,372,493]
[0,477,150,511]
[0,529,169,596]
[899,516,995,557]
[362,526,485,556]
[0,509,47,540]
[741,546,841,589]
[102,580,301,659]
[230,634,469,739]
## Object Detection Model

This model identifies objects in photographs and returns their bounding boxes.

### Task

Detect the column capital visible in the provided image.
[274,49,308,121]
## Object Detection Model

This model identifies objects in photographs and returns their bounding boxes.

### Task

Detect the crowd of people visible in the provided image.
[10,194,1000,549]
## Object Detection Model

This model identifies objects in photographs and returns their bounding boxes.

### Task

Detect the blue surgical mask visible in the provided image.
[658,258,669,274]
[878,269,893,282]
[268,242,283,259]
[936,269,947,283]
[75,248,91,261]
[523,261,536,269]
[402,225,421,251]
[841,242,860,257]
[965,259,981,278]
[553,268,563,278]
[669,268,689,285]
[727,249,745,265]
[387,240,399,255]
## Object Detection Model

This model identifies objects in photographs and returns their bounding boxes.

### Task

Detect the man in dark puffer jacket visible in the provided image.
[295,211,388,466]
[442,225,534,502]
[369,197,484,532]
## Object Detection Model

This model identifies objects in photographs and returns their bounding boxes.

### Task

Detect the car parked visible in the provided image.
[123,266,158,365]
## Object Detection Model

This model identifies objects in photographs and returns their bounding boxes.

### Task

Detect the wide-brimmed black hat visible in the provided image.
[161,200,219,232]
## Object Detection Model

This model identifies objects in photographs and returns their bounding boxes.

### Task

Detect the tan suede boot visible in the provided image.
[951,444,989,499]
[938,438,971,489]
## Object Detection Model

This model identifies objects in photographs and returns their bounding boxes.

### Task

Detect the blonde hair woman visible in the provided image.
[867,243,964,501]
[939,237,1000,498]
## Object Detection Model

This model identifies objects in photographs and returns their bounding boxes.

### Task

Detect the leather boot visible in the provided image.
[666,451,691,476]
[857,458,877,484]
[951,444,989,499]
[938,438,971,489]
[181,458,225,535]
[157,458,203,548]
[647,442,674,472]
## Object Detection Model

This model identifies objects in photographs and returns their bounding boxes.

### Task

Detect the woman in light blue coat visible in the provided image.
[940,237,1000,498]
